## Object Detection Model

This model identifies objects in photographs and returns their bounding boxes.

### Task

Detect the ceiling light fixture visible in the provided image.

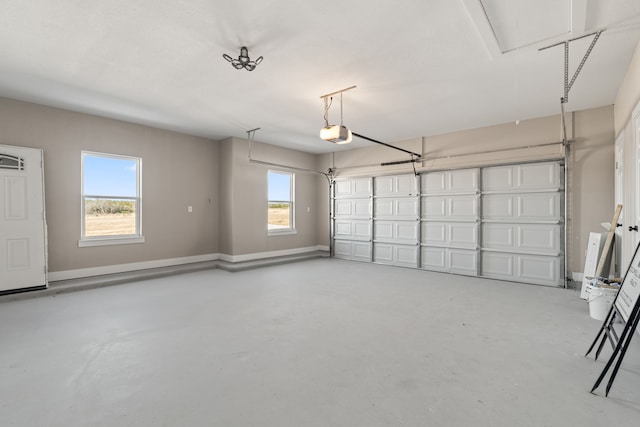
[320,85,356,144]
[223,46,263,71]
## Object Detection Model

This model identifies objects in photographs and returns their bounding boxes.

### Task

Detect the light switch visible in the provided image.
[188,206,193,213]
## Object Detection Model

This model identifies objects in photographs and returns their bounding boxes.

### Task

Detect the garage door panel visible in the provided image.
[483,223,560,254]
[422,195,478,220]
[374,243,417,267]
[375,198,419,220]
[483,162,560,192]
[421,247,447,271]
[352,242,373,261]
[375,221,418,244]
[449,169,479,193]
[449,223,478,248]
[517,224,560,253]
[334,199,372,218]
[335,220,371,240]
[517,163,560,190]
[374,175,417,197]
[334,178,372,198]
[482,166,514,192]
[422,222,477,248]
[334,240,372,261]
[422,197,446,218]
[422,169,479,194]
[482,252,561,286]
[334,240,352,259]
[483,193,560,221]
[482,223,514,250]
[421,247,478,274]
[422,172,447,193]
[517,255,560,286]
[448,249,478,275]
[517,193,560,220]
[481,252,515,277]
[449,195,479,219]
[483,195,513,218]
[422,222,447,245]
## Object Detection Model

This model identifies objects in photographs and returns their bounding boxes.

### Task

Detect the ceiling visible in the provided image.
[0,0,639,154]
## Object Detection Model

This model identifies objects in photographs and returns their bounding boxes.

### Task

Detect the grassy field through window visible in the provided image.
[268,204,291,228]
[84,198,136,236]
[85,213,136,236]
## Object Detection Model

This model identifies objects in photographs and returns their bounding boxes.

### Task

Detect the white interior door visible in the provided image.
[0,145,47,292]
[633,104,640,264]
[614,131,625,274]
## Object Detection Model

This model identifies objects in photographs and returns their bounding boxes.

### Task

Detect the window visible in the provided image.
[268,170,295,235]
[80,152,143,247]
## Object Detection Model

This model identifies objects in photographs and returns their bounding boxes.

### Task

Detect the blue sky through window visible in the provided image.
[84,155,137,197]
[268,171,291,201]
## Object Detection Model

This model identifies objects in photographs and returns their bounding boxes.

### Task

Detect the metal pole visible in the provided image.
[352,132,422,158]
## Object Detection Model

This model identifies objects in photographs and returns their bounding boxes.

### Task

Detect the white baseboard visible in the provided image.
[48,253,220,282]
[218,245,329,263]
[48,246,330,282]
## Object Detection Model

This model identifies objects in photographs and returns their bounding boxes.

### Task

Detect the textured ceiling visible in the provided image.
[0,0,639,154]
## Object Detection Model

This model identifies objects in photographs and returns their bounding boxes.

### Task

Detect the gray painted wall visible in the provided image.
[0,98,219,273]
[219,137,322,257]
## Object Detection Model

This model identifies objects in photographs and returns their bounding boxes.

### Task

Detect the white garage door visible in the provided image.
[331,161,564,287]
[480,163,564,286]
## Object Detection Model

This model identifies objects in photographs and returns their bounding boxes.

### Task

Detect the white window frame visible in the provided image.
[79,151,144,247]
[268,170,296,236]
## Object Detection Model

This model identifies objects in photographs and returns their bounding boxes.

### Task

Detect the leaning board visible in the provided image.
[615,243,640,322]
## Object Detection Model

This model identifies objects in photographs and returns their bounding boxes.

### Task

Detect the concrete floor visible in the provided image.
[1,259,639,427]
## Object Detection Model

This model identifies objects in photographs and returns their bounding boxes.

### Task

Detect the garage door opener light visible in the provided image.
[320,86,356,144]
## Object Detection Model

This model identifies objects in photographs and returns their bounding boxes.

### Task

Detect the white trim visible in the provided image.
[81,151,142,240]
[218,245,329,263]
[268,229,298,236]
[48,246,330,282]
[48,253,220,282]
[78,236,145,247]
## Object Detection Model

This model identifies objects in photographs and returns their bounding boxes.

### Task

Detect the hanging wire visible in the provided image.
[323,97,333,127]
[515,0,520,125]
[247,127,261,159]
[340,92,344,126]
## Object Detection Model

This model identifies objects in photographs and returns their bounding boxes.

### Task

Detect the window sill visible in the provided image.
[78,236,145,247]
[268,229,297,236]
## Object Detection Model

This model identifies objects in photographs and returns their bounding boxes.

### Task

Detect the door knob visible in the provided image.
[629,225,638,232]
